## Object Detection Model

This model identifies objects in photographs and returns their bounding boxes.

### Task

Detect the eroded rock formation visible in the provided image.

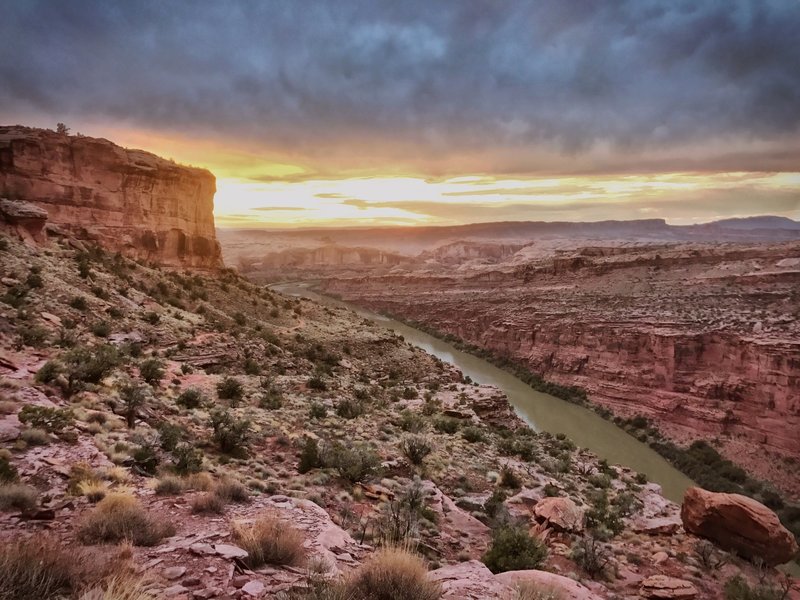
[0,125,221,268]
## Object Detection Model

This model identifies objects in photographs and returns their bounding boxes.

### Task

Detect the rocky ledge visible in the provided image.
[0,125,221,268]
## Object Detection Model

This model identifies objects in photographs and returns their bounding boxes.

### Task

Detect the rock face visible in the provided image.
[681,487,799,566]
[0,198,48,243]
[0,125,221,268]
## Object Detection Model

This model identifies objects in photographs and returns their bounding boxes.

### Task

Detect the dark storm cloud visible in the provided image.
[1,0,799,175]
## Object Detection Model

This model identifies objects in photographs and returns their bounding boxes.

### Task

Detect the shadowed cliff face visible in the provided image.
[0,126,221,268]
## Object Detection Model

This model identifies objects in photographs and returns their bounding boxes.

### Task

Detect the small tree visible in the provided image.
[399,435,433,467]
[56,122,70,135]
[120,382,147,429]
[483,525,548,573]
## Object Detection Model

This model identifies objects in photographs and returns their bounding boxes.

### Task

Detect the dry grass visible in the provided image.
[77,576,156,600]
[0,535,83,599]
[102,467,131,484]
[20,428,50,446]
[233,515,306,568]
[79,480,110,503]
[154,476,186,496]
[213,477,250,503]
[190,492,226,514]
[186,472,214,491]
[78,493,175,546]
[0,483,38,512]
[515,581,564,600]
[343,548,441,600]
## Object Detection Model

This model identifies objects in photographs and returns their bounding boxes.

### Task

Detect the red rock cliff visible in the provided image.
[0,126,221,268]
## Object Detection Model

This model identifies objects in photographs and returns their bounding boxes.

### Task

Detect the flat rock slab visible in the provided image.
[640,575,698,599]
[214,544,248,559]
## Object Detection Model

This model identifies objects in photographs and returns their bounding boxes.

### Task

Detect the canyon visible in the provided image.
[315,237,800,498]
[0,126,221,268]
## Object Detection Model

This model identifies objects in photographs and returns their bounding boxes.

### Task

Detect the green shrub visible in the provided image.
[143,311,160,325]
[18,405,73,434]
[139,358,165,386]
[324,442,381,484]
[34,360,62,384]
[499,466,522,489]
[570,535,610,579]
[401,386,418,400]
[461,426,486,443]
[308,375,327,391]
[336,398,365,419]
[209,409,250,455]
[399,410,425,433]
[433,416,460,434]
[0,454,17,482]
[90,321,111,338]
[69,296,88,310]
[63,344,120,394]
[723,574,789,600]
[309,401,327,419]
[176,387,204,409]
[298,438,322,474]
[217,376,244,404]
[259,388,283,409]
[131,443,160,475]
[16,324,49,349]
[157,422,183,451]
[172,443,204,474]
[483,525,548,573]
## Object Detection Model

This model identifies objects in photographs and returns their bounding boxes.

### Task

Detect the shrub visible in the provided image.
[0,483,38,512]
[16,324,49,348]
[176,387,204,409]
[172,444,204,475]
[307,375,327,392]
[324,443,381,484]
[0,535,85,600]
[131,443,160,475]
[213,478,250,503]
[309,401,327,419]
[0,455,17,482]
[298,438,322,474]
[399,435,433,466]
[20,428,50,446]
[18,405,73,434]
[90,321,111,338]
[143,311,160,325]
[344,548,441,600]
[157,422,183,452]
[139,358,165,387]
[155,476,186,496]
[69,295,88,310]
[259,388,283,409]
[217,376,244,403]
[191,492,226,514]
[78,493,175,546]
[79,576,156,600]
[570,535,610,579]
[35,360,62,384]
[336,398,365,419]
[462,426,486,443]
[723,574,790,600]
[234,515,305,568]
[209,409,250,455]
[78,480,109,503]
[499,466,522,489]
[243,358,261,375]
[399,410,425,433]
[63,344,121,394]
[433,417,460,434]
[483,525,548,573]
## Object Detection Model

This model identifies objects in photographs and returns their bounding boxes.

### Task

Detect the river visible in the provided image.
[273,282,695,504]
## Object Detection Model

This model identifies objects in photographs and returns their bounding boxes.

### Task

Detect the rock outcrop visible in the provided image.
[681,487,798,565]
[0,125,221,268]
[0,198,47,243]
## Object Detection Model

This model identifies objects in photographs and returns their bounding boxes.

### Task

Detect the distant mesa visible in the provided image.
[0,125,222,268]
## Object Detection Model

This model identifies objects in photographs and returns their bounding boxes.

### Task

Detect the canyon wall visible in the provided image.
[323,242,800,494]
[0,125,221,268]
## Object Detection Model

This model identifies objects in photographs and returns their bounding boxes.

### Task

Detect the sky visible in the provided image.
[1,0,799,228]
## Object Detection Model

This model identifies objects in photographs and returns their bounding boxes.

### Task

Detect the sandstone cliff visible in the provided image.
[0,125,221,268]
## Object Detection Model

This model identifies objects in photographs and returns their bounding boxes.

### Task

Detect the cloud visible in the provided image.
[252,206,308,212]
[1,0,798,177]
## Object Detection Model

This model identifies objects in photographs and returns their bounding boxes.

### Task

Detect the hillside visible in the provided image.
[0,227,797,597]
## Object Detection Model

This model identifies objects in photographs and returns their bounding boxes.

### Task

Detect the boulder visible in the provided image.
[640,575,698,599]
[534,497,585,533]
[681,487,798,566]
[494,570,604,599]
[0,198,48,243]
[429,560,512,599]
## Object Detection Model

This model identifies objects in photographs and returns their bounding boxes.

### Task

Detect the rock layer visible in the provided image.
[0,125,221,268]
[681,487,798,565]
